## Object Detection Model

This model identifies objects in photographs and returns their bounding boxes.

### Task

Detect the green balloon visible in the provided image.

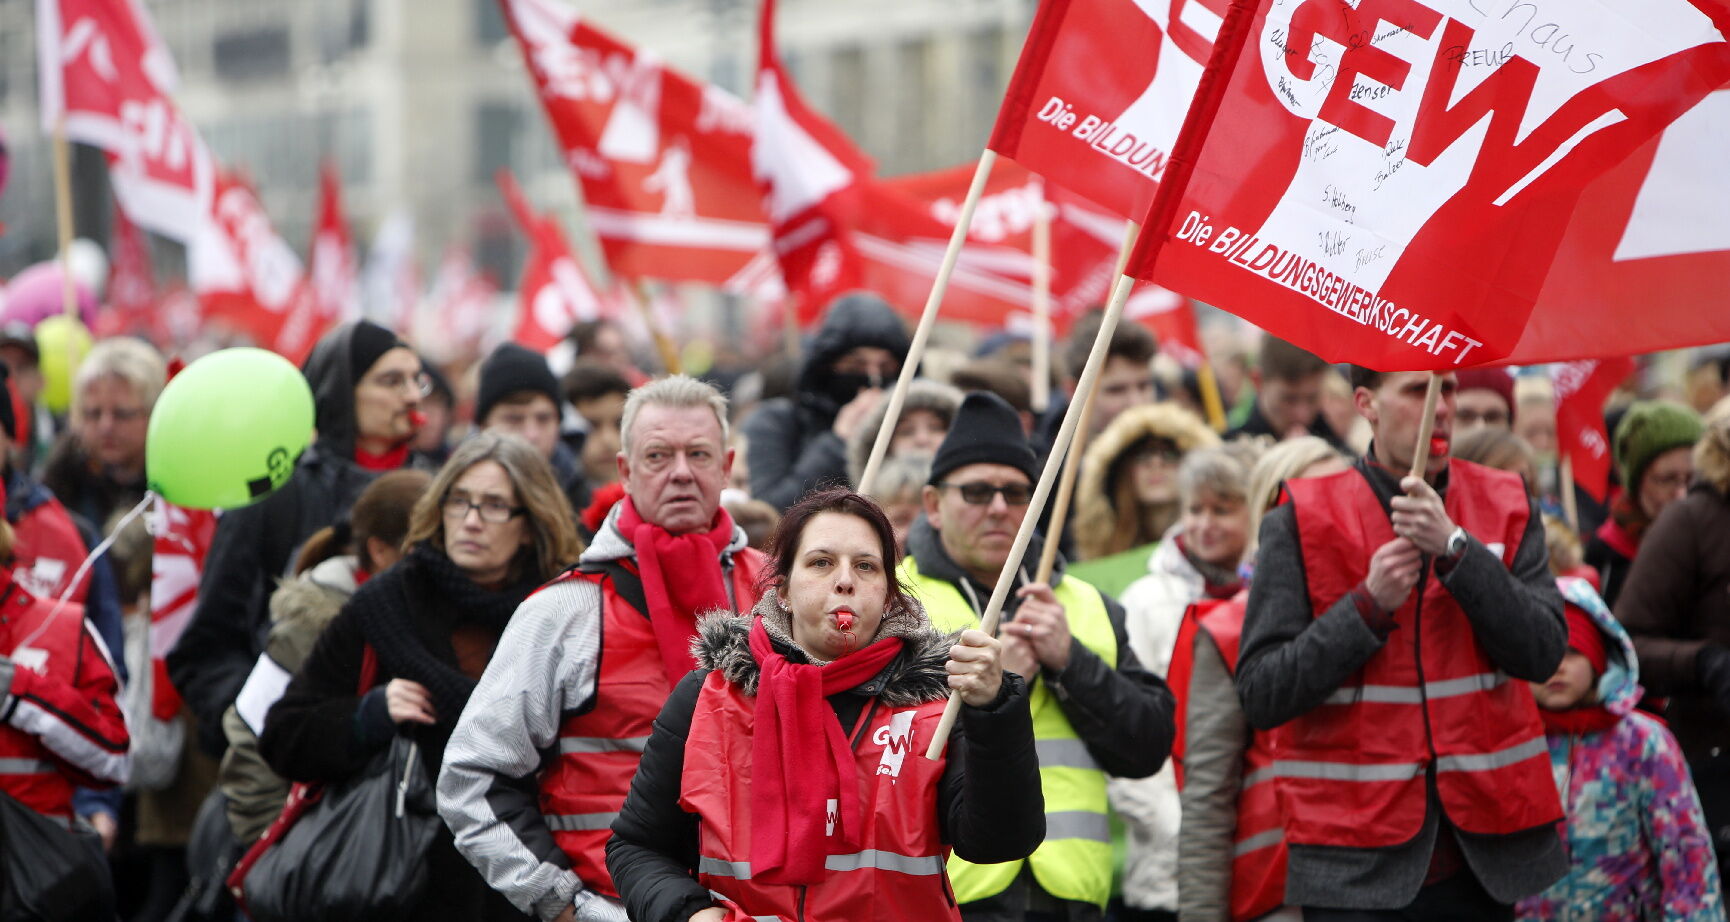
[146,348,315,510]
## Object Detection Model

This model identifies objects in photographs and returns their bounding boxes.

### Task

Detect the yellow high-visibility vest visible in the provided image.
[900,555,1117,908]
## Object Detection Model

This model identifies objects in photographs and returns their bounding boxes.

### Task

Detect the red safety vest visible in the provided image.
[680,671,960,922]
[1278,462,1561,848]
[537,551,766,897]
[0,583,100,818]
[1169,594,1287,922]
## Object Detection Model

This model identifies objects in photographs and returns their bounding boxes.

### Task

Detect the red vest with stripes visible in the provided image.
[0,586,92,818]
[1169,593,1287,922]
[538,552,766,897]
[1279,462,1561,848]
[680,671,960,922]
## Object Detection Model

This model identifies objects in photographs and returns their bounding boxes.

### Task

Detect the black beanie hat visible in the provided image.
[349,320,404,381]
[476,343,561,425]
[928,391,1040,486]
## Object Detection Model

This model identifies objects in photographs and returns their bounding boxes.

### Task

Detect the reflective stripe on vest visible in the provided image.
[1179,596,1290,922]
[683,674,959,921]
[902,557,1116,909]
[537,554,764,898]
[1279,462,1562,848]
[0,758,52,774]
[698,850,948,880]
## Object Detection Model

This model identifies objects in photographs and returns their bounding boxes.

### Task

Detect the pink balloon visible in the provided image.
[1,262,99,329]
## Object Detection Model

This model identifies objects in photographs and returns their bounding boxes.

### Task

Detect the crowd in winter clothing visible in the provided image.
[4,292,1730,922]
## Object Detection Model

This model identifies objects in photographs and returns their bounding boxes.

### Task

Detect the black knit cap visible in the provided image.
[348,320,405,381]
[928,391,1040,486]
[476,342,561,424]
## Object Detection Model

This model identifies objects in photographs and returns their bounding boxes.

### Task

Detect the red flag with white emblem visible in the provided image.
[148,501,217,721]
[1553,357,1636,502]
[100,195,157,339]
[986,0,1224,219]
[37,0,216,244]
[496,0,770,290]
[189,171,313,356]
[497,168,615,351]
[1125,0,1730,371]
[308,162,358,325]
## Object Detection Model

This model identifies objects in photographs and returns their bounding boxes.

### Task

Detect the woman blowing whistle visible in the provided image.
[606,488,1045,922]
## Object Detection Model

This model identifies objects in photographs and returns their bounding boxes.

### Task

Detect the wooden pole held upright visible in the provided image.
[51,118,79,321]
[926,270,1137,760]
[857,150,999,496]
[1408,372,1444,481]
[1029,183,1053,415]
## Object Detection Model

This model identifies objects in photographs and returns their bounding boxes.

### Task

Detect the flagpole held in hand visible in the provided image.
[1029,182,1053,415]
[1033,219,1142,583]
[1560,455,1579,533]
[926,270,1138,760]
[857,150,998,496]
[1409,372,1443,480]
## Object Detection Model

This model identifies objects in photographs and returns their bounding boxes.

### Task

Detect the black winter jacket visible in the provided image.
[741,292,911,510]
[606,605,1044,922]
[168,322,432,756]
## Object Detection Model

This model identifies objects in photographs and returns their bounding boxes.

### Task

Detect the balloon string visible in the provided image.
[11,492,155,656]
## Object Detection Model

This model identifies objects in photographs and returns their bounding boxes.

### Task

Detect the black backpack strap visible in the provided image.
[577,559,650,619]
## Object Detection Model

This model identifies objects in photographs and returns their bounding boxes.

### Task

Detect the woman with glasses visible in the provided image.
[170,320,438,760]
[1583,401,1704,608]
[1070,404,1220,598]
[260,432,582,922]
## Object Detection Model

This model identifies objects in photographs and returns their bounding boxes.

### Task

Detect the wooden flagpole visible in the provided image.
[51,118,79,320]
[1197,361,1229,431]
[1029,182,1053,415]
[1559,455,1579,533]
[857,150,998,495]
[925,270,1139,758]
[1408,372,1443,480]
[633,283,683,376]
[925,0,1262,759]
[1035,220,1141,583]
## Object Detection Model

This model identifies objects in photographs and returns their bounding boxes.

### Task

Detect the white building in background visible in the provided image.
[0,0,1034,320]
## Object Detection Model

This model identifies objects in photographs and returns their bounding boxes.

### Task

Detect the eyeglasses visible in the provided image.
[82,406,147,423]
[1129,444,1183,466]
[366,370,434,397]
[937,481,1034,506]
[442,493,526,524]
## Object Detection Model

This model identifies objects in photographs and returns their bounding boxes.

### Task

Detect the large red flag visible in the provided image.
[497,169,616,351]
[496,0,770,289]
[986,0,1225,219]
[1127,0,1730,371]
[37,0,216,244]
[754,0,1052,327]
[1553,357,1637,502]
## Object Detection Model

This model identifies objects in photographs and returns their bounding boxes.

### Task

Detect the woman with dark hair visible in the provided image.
[606,488,1044,922]
[219,468,432,846]
[260,433,583,921]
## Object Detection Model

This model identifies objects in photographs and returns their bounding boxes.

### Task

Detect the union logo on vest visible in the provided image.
[874,710,916,779]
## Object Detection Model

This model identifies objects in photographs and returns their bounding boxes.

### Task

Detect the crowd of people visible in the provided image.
[3,287,1730,922]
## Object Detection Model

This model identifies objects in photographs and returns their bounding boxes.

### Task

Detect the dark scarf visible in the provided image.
[354,543,538,724]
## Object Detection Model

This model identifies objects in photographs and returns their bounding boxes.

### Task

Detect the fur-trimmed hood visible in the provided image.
[846,378,964,484]
[692,589,957,706]
[1074,402,1218,559]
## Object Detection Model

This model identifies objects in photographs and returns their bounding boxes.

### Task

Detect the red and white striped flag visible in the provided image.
[496,0,772,290]
[497,168,616,351]
[147,501,217,722]
[99,194,157,339]
[308,162,359,325]
[188,171,313,356]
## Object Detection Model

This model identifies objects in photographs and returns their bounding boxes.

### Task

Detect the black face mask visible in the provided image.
[820,371,876,408]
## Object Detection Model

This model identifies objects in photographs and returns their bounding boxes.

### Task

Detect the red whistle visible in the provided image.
[1429,435,1449,456]
[407,409,428,429]
[835,611,855,632]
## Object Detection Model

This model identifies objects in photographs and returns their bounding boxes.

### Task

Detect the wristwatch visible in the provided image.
[1445,526,1469,561]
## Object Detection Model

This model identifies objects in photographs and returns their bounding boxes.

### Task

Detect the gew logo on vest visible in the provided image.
[874,710,917,780]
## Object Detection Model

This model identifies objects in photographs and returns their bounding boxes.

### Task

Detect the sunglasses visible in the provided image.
[938,481,1034,506]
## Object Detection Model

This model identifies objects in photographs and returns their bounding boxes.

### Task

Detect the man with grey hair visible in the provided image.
[441,375,769,922]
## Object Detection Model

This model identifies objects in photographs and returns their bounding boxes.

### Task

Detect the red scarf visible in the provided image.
[747,617,905,885]
[1540,705,1622,737]
[618,497,736,684]
[355,442,410,472]
[1595,496,1644,559]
